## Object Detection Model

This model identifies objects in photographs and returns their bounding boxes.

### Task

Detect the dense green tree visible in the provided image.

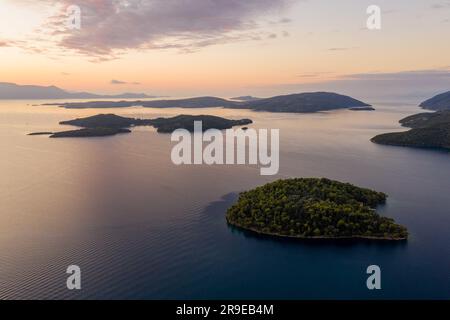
[226,178,408,240]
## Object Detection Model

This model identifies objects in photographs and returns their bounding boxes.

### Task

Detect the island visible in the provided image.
[226,178,408,240]
[44,92,371,113]
[44,97,237,109]
[349,106,375,111]
[420,91,450,111]
[59,113,154,128]
[29,113,253,138]
[238,92,371,113]
[371,110,450,150]
[27,132,54,136]
[150,115,252,133]
[50,128,131,138]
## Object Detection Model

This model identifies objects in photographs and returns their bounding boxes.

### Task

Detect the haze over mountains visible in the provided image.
[0,82,155,99]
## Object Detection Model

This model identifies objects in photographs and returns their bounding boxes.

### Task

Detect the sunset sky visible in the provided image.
[0,0,449,98]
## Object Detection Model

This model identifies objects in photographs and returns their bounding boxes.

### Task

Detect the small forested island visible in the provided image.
[151,115,252,133]
[371,110,450,150]
[226,178,408,240]
[29,114,252,138]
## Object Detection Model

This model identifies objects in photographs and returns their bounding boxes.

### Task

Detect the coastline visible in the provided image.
[226,220,408,241]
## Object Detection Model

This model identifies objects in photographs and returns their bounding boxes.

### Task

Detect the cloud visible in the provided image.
[0,40,13,47]
[111,79,140,85]
[327,47,358,52]
[40,0,294,57]
[111,79,127,85]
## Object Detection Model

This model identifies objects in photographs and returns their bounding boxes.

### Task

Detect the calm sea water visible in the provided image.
[0,99,449,299]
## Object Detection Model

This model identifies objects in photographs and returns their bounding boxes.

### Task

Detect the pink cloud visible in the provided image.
[40,0,293,56]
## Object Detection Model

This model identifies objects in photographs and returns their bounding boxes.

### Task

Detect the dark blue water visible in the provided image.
[0,102,449,299]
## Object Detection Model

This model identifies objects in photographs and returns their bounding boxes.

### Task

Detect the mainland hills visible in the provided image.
[372,91,450,150]
[1,81,372,113]
[44,92,371,113]
[371,110,450,150]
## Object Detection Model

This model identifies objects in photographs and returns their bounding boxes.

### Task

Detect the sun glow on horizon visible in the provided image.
[0,0,449,97]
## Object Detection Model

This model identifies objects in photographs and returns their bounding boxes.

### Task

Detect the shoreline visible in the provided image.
[227,221,408,241]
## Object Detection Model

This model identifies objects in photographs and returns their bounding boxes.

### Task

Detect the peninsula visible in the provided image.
[226,178,408,240]
[420,91,450,111]
[371,110,450,150]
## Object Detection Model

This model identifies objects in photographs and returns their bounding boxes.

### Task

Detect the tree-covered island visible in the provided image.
[226,178,408,240]
[29,114,252,137]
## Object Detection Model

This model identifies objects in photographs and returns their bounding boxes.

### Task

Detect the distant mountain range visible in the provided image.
[46,92,370,113]
[420,91,450,111]
[0,82,155,99]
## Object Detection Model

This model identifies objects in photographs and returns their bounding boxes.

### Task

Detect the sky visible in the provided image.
[0,0,449,99]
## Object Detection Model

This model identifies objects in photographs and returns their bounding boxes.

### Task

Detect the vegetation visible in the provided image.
[59,114,153,128]
[151,115,252,133]
[50,127,131,138]
[371,110,450,150]
[240,92,371,113]
[399,110,450,128]
[226,178,408,240]
[49,92,371,113]
[30,113,252,137]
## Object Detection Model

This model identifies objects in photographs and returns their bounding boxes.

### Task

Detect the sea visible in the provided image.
[0,99,449,299]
